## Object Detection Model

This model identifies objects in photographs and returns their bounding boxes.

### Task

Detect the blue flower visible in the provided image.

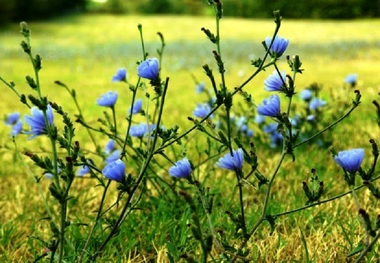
[106,149,121,164]
[169,157,192,178]
[77,165,90,176]
[264,70,287,92]
[265,35,289,57]
[309,98,326,110]
[196,82,206,93]
[96,91,118,107]
[216,148,244,171]
[102,159,125,181]
[299,89,312,101]
[257,94,281,117]
[129,123,156,138]
[104,139,116,154]
[138,58,159,80]
[290,114,300,126]
[24,105,54,139]
[263,123,278,134]
[5,112,23,136]
[5,112,20,125]
[245,129,254,137]
[269,131,283,148]
[306,115,316,122]
[193,103,211,118]
[255,114,266,124]
[236,116,246,128]
[128,99,143,115]
[334,148,364,173]
[11,120,23,136]
[345,74,358,85]
[112,68,127,82]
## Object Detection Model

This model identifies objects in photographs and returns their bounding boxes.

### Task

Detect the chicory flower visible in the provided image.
[264,70,287,92]
[5,112,20,125]
[265,35,289,57]
[96,91,118,107]
[102,159,125,181]
[299,89,313,101]
[345,74,358,86]
[104,139,116,154]
[138,58,159,80]
[112,68,127,82]
[24,105,54,139]
[128,98,143,115]
[309,98,326,110]
[169,157,192,178]
[257,94,281,117]
[334,148,364,173]
[216,148,244,171]
[106,149,121,164]
[129,123,156,138]
[193,103,211,118]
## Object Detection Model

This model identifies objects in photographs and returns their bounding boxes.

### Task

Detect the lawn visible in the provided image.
[0,13,379,262]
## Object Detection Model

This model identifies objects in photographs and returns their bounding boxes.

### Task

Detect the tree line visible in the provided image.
[1,0,379,25]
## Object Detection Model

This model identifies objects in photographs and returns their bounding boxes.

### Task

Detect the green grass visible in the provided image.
[0,14,379,262]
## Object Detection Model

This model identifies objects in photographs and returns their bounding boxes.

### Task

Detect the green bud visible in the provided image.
[20,40,31,54]
[201,27,217,43]
[20,21,30,37]
[34,54,42,71]
[25,75,37,89]
[273,10,282,24]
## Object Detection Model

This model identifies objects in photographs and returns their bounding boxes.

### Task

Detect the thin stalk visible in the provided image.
[350,185,370,245]
[231,151,286,263]
[194,182,222,252]
[78,180,111,263]
[56,81,98,149]
[0,76,30,108]
[294,103,359,148]
[214,6,227,94]
[237,175,247,236]
[91,78,170,258]
[272,174,380,218]
[121,85,139,159]
[138,24,147,59]
[355,231,380,263]
[111,105,117,137]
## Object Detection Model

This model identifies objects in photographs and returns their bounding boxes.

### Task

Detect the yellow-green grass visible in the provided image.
[0,14,379,262]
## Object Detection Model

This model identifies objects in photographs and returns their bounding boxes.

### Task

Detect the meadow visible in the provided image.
[0,13,379,262]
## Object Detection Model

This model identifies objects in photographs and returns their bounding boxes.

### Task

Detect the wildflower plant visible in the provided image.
[1,2,379,262]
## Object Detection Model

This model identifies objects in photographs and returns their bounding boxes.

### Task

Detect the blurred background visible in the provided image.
[1,0,380,25]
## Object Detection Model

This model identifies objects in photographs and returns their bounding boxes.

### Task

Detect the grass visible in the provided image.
[0,14,379,262]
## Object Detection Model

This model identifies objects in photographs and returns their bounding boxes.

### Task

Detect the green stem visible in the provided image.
[121,85,139,159]
[272,174,380,218]
[57,81,98,149]
[78,180,111,263]
[294,103,359,148]
[236,170,247,236]
[231,151,286,263]
[0,76,30,108]
[194,181,222,252]
[138,24,147,59]
[214,7,226,94]
[355,231,380,263]
[91,78,170,258]
[111,105,117,137]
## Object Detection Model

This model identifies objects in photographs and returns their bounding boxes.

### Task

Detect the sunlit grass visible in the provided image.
[0,14,379,261]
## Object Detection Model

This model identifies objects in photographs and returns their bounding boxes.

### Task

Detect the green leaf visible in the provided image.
[347,242,366,257]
